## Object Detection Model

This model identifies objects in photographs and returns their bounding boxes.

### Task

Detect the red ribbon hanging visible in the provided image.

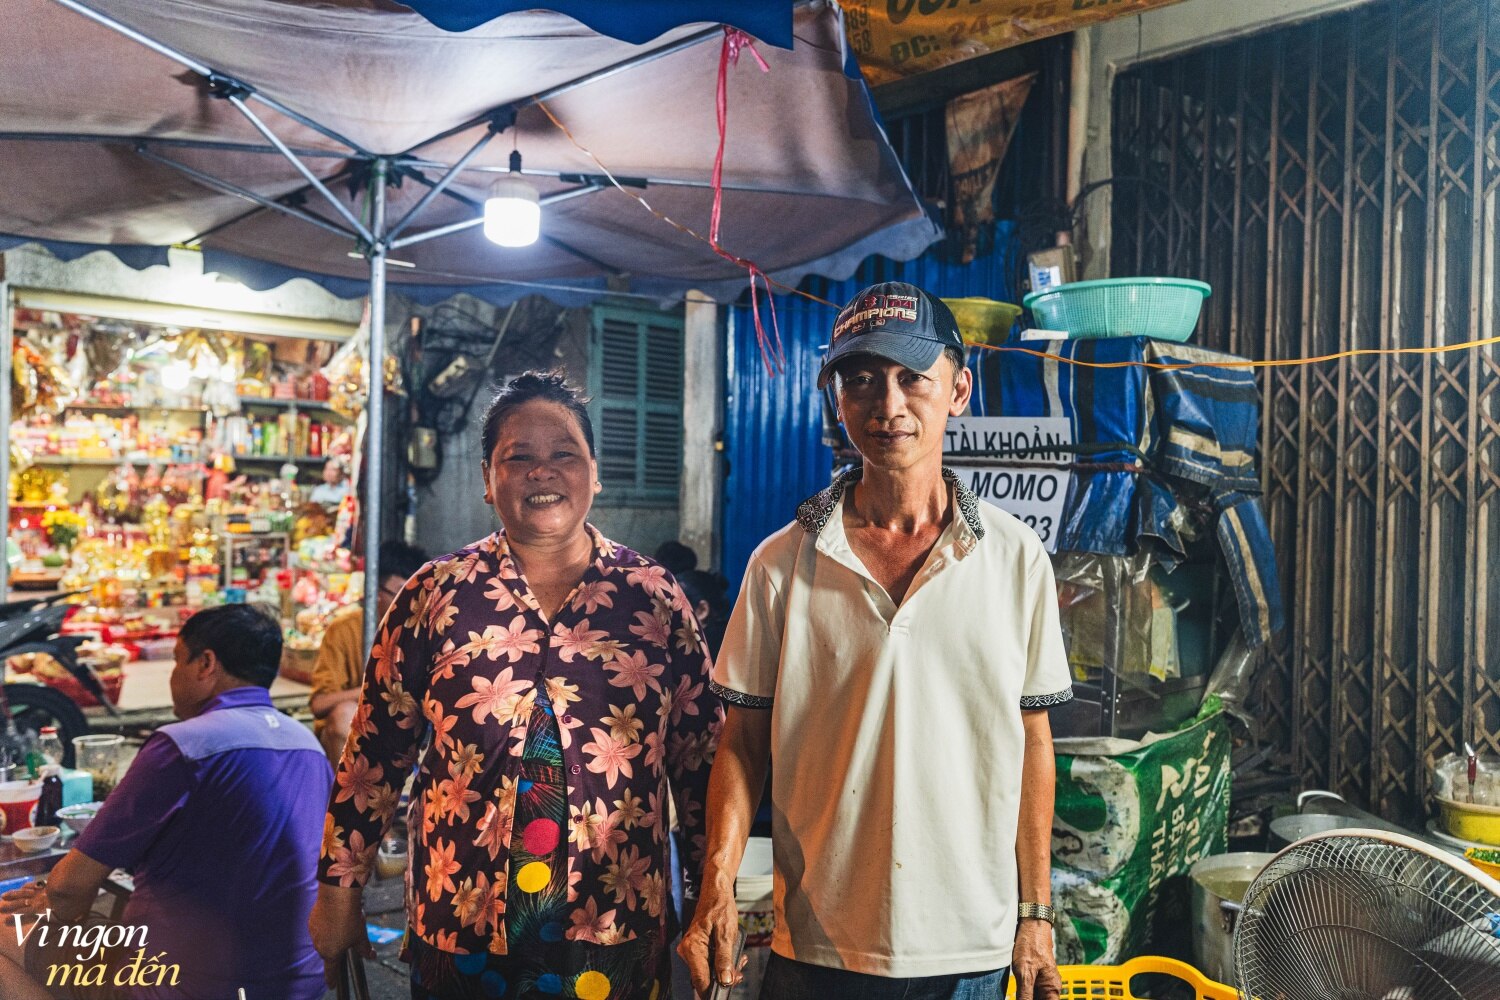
[711,27,785,377]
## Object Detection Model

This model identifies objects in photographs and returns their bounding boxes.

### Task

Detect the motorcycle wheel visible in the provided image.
[3,683,90,768]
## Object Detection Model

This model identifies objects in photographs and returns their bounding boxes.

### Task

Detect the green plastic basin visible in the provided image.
[1022,277,1212,341]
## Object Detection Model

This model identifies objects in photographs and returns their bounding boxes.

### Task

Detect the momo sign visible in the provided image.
[947,417,1073,551]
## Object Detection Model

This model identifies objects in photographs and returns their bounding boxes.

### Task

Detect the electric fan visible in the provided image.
[1233,829,1500,1000]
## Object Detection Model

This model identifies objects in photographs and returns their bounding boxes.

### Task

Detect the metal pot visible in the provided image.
[1189,852,1274,985]
[1269,813,1366,849]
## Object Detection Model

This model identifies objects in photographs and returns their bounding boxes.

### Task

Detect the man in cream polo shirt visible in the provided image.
[681,282,1071,1000]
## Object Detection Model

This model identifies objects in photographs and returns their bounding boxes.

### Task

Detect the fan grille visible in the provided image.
[1234,833,1500,1000]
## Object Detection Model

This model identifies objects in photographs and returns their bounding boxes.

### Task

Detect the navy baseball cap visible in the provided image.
[817,281,965,389]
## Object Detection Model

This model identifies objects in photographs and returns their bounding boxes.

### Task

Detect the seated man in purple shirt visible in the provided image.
[0,604,332,1000]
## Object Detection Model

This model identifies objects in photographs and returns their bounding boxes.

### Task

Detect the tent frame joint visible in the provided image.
[206,73,253,102]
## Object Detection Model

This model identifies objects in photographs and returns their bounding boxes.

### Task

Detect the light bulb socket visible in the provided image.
[509,149,523,174]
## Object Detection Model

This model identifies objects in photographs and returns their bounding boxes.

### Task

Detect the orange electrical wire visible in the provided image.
[971,333,1500,370]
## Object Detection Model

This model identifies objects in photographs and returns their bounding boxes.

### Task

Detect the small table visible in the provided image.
[0,836,133,919]
[0,838,67,882]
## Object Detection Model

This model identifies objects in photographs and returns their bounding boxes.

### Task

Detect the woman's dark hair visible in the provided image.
[480,371,595,462]
[179,603,283,688]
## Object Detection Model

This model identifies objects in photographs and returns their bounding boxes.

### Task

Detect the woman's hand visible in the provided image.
[308,884,374,988]
[1011,918,1062,1000]
[0,880,49,917]
[677,880,746,998]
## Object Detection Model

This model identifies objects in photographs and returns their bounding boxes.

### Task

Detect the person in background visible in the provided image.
[678,568,731,658]
[653,539,698,576]
[0,604,331,1000]
[310,456,351,508]
[681,283,1071,1000]
[309,371,723,1000]
[309,539,428,762]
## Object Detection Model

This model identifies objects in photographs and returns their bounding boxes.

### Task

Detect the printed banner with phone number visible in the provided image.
[843,0,1189,87]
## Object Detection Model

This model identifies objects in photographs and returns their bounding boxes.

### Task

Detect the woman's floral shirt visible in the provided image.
[318,526,723,962]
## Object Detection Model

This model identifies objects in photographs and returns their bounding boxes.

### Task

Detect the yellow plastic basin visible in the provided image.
[1437,796,1500,846]
[943,297,1023,347]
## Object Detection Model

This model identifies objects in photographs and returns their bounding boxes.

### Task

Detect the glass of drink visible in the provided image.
[72,735,125,801]
[376,835,408,880]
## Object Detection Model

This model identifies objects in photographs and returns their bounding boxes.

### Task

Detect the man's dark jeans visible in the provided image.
[759,953,1011,1000]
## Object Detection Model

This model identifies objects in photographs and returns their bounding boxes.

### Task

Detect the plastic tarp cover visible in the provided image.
[972,336,1284,646]
[973,337,1148,554]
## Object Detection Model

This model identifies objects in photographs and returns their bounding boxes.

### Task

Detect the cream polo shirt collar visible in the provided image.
[794,466,987,619]
[795,465,986,540]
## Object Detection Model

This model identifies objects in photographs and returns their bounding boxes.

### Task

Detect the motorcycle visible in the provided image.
[0,592,115,769]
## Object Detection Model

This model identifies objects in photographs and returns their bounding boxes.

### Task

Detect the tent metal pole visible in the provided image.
[136,147,361,241]
[228,97,375,244]
[385,128,500,244]
[0,132,349,159]
[362,159,388,658]
[399,157,821,198]
[529,24,723,103]
[48,0,213,74]
[389,182,604,250]
[396,26,720,159]
[0,278,10,605]
[399,25,723,159]
[46,0,371,156]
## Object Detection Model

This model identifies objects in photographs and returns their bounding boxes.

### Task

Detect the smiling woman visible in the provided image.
[479,374,603,615]
[310,371,724,1000]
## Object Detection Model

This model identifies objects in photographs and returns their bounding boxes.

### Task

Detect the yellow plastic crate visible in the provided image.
[1006,956,1236,1000]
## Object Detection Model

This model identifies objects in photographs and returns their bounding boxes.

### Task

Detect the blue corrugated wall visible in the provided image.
[721,222,1020,586]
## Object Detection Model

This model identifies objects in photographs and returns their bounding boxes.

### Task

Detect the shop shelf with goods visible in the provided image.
[226,391,354,478]
[5,295,360,646]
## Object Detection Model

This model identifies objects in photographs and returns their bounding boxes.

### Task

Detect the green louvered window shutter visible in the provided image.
[587,306,683,504]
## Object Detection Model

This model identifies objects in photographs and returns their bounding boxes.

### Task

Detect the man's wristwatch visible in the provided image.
[1017,902,1055,924]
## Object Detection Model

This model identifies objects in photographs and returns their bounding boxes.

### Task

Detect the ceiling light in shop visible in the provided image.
[160,361,192,392]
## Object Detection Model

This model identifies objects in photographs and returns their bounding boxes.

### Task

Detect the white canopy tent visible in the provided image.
[0,0,941,639]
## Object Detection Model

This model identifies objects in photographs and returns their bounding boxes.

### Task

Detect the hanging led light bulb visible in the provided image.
[484,149,540,248]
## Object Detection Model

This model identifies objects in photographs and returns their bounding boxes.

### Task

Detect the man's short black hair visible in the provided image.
[679,569,729,620]
[653,540,698,575]
[379,540,428,584]
[178,604,282,688]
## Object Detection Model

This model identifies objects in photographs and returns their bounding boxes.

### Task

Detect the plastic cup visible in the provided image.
[376,836,408,880]
[0,780,41,835]
[72,734,125,801]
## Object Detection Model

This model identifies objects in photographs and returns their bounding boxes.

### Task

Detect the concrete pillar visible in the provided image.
[679,293,722,569]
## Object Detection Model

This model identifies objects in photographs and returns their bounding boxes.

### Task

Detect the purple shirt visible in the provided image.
[76,687,332,1000]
